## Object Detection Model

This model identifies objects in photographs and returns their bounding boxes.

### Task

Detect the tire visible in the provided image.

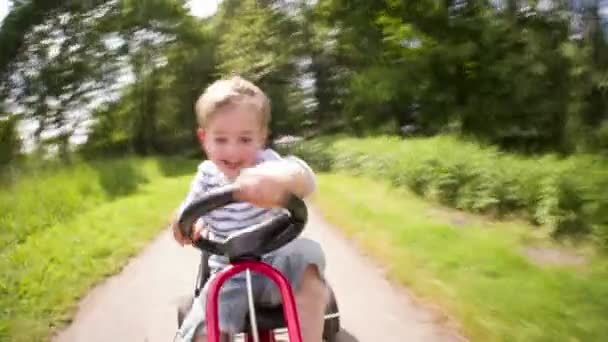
[195,251,211,298]
[178,250,210,328]
[322,285,341,342]
[177,294,194,328]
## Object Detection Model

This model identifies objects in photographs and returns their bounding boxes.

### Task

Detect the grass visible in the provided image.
[0,157,190,252]
[314,172,608,342]
[0,157,197,342]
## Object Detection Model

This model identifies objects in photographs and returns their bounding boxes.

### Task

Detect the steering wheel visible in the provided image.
[177,185,308,261]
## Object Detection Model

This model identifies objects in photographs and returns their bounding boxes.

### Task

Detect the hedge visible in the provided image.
[278,135,608,247]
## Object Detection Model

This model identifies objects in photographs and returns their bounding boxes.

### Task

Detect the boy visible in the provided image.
[171,75,328,342]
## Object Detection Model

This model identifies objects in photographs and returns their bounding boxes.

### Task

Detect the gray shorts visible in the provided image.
[174,238,326,341]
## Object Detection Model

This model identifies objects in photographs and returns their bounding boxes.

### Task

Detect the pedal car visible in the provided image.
[176,185,341,341]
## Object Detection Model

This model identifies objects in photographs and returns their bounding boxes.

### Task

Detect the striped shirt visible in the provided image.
[178,148,315,269]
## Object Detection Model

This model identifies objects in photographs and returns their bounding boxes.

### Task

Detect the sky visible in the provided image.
[0,0,220,23]
[187,0,220,18]
[0,0,7,23]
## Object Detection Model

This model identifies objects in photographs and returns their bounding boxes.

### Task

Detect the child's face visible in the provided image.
[197,102,267,180]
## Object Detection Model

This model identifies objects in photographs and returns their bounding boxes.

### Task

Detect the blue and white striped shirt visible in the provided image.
[178,148,315,269]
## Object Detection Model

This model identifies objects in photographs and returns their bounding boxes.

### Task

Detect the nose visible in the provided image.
[224,140,239,159]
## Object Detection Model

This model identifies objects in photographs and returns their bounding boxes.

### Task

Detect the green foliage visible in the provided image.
[0,0,112,82]
[3,0,608,162]
[274,139,334,172]
[82,5,218,157]
[596,121,608,155]
[1,2,126,160]
[0,156,196,253]
[3,0,606,162]
[0,116,21,167]
[0,174,192,342]
[311,0,608,153]
[214,0,306,136]
[0,154,198,340]
[288,135,608,246]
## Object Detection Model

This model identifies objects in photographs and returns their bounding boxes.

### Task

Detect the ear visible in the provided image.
[196,128,206,148]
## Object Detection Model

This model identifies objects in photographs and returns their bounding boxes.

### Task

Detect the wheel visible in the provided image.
[196,250,211,295]
[178,249,210,328]
[322,285,341,342]
[177,294,194,328]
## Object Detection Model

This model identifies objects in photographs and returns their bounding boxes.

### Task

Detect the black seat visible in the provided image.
[241,304,286,333]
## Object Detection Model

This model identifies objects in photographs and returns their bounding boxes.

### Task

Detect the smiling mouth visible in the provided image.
[221,160,242,170]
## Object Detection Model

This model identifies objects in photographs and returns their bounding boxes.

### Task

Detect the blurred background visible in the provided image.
[2,0,608,161]
[1,1,608,341]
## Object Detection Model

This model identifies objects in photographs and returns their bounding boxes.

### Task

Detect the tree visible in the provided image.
[83,1,218,156]
[0,114,21,167]
[5,6,122,161]
[214,0,305,137]
[0,0,113,84]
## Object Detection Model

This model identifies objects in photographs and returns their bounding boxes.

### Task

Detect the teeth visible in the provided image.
[224,161,240,168]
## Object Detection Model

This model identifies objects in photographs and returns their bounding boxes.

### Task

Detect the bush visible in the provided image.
[274,138,334,172]
[285,135,608,246]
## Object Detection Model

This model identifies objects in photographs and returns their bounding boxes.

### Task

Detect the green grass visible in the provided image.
[0,157,194,252]
[314,173,608,342]
[0,157,198,342]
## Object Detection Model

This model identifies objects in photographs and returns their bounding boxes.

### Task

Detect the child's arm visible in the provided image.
[275,156,316,198]
[235,154,317,208]
[170,211,207,246]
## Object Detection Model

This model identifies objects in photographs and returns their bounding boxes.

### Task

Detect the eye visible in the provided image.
[214,137,228,144]
[239,136,252,144]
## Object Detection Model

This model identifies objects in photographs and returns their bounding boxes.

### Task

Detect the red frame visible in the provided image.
[205,260,303,342]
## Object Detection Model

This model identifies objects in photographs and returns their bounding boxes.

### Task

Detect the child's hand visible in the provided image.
[234,161,291,208]
[171,215,205,246]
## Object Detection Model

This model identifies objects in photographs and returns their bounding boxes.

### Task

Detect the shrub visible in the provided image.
[285,135,608,246]
[275,138,334,172]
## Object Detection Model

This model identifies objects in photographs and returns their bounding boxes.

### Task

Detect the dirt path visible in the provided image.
[53,204,464,342]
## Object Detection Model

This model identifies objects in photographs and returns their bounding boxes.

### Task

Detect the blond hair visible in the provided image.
[195,75,271,128]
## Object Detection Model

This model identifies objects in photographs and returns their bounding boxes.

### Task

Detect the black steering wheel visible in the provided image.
[177,185,308,261]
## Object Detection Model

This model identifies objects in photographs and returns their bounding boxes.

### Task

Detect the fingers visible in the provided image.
[234,169,289,208]
[234,179,256,204]
[192,220,203,242]
[236,185,287,208]
[171,220,195,246]
[172,223,186,246]
[233,174,256,203]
